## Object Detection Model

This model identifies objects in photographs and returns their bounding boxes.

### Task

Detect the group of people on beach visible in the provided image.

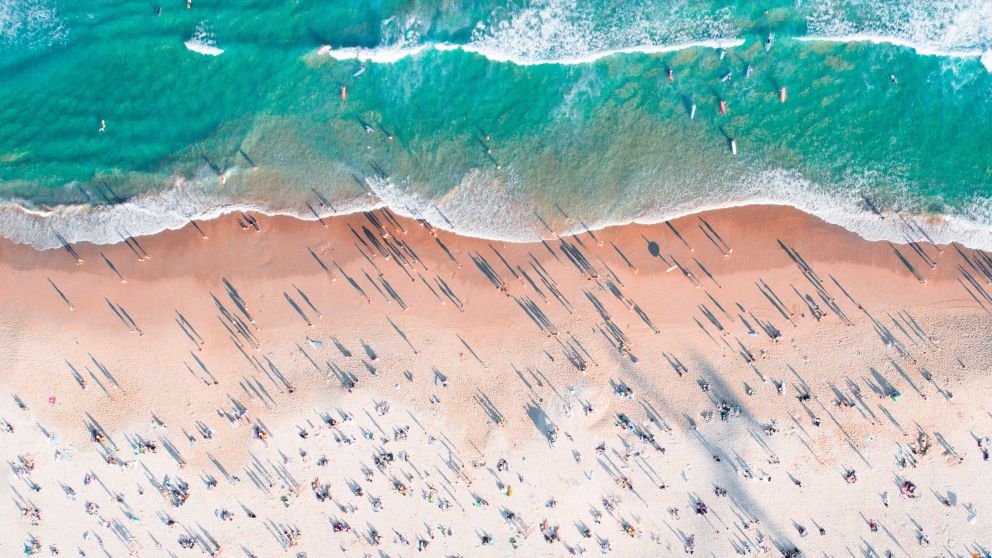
[8,172,990,558]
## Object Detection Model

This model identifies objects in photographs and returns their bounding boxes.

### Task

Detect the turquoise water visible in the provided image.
[1,0,991,247]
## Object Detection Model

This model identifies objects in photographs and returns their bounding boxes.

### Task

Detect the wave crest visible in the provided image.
[315,38,744,66]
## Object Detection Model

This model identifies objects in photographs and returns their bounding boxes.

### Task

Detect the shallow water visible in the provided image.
[1,0,990,248]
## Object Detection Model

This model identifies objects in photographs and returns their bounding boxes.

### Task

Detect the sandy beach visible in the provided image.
[1,204,990,557]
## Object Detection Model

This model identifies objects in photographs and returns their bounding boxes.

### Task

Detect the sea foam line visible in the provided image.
[315,38,745,66]
[316,35,992,71]
[373,169,992,252]
[2,169,990,253]
[797,34,991,70]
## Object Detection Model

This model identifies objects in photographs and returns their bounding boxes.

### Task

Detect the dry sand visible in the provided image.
[0,204,990,557]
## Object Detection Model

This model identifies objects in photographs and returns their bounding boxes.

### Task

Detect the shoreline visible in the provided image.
[2,181,991,253]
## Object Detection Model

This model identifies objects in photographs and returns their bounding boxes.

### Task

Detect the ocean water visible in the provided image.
[1,0,991,249]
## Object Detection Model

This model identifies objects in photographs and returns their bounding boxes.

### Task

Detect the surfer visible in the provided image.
[186,0,191,8]
[720,71,732,82]
[690,104,697,120]
[354,66,366,78]
[745,65,753,79]
[666,68,674,82]
[99,119,106,133]
[765,33,774,52]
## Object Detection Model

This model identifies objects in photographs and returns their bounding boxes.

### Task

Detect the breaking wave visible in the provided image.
[184,21,223,56]
[316,38,745,66]
[805,0,992,70]
[1,165,989,253]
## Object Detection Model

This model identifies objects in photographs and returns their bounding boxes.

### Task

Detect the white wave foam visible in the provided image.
[797,34,987,62]
[536,168,992,253]
[364,166,531,238]
[366,166,992,252]
[0,170,379,251]
[315,38,743,66]
[317,43,428,63]
[451,38,745,66]
[805,0,992,67]
[185,21,223,56]
[185,41,223,56]
[315,0,990,69]
[468,0,738,64]
[314,0,741,66]
[2,166,990,253]
[0,0,66,49]
[315,14,428,64]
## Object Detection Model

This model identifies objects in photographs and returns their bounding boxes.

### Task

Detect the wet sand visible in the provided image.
[1,204,990,557]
